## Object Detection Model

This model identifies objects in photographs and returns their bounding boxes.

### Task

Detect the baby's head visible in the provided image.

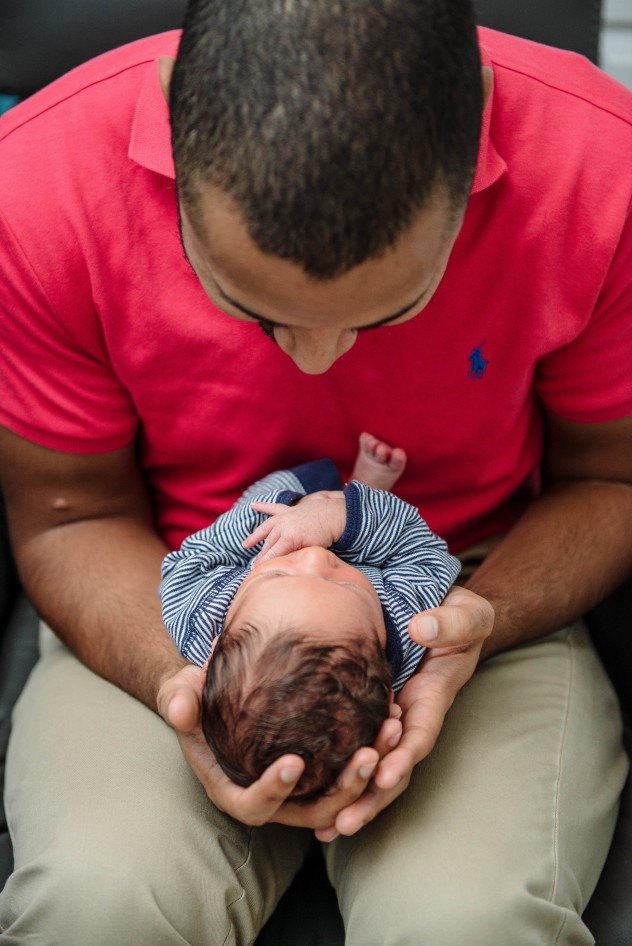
[202,546,392,801]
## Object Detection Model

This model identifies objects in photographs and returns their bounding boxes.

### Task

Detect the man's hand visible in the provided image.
[158,663,403,828]
[243,490,347,564]
[316,586,494,840]
[158,587,493,837]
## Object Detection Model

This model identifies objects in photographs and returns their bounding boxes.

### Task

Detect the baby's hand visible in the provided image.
[243,491,347,564]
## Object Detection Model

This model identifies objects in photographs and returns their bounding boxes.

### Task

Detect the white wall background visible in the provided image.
[601,0,632,88]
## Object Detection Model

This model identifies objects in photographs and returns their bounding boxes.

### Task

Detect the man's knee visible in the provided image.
[0,839,236,946]
[344,894,594,946]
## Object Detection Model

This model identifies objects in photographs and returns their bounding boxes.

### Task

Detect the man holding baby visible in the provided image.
[0,0,630,943]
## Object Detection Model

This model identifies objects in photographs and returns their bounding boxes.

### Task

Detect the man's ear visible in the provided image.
[158,56,176,105]
[481,65,493,111]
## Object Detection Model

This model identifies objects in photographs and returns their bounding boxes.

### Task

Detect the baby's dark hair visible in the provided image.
[202,621,392,802]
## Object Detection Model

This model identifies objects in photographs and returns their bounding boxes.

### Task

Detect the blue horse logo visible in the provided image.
[468,341,489,380]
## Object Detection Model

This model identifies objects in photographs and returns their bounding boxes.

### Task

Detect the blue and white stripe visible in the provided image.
[160,469,304,667]
[159,467,461,690]
[334,481,461,689]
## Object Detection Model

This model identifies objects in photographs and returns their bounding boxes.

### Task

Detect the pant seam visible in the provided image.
[551,627,575,946]
[221,827,254,946]
[553,911,569,946]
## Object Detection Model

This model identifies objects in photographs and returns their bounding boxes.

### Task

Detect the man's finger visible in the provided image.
[332,733,433,836]
[274,746,381,830]
[230,754,306,825]
[408,590,494,648]
[333,769,411,837]
[372,715,402,757]
[157,664,202,732]
[163,686,200,732]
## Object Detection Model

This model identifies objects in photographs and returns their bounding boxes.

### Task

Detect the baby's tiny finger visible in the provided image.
[254,538,281,563]
[243,521,274,549]
[251,501,285,514]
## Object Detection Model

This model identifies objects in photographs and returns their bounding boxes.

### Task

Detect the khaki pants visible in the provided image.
[0,622,627,945]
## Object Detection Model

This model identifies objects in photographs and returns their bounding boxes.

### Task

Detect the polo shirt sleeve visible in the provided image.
[0,206,138,453]
[535,202,632,424]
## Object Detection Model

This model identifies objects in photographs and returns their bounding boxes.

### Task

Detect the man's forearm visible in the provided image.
[17,516,187,710]
[467,480,632,660]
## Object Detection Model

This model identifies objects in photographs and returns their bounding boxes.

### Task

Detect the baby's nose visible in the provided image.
[294,545,338,575]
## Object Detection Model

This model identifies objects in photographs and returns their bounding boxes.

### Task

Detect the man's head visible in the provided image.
[163,0,487,372]
[202,546,392,801]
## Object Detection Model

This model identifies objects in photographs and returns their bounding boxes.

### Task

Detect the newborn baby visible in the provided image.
[160,434,460,801]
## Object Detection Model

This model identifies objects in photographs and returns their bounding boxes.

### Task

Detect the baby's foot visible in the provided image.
[350,433,407,491]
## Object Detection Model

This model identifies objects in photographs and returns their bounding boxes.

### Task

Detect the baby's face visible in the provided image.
[225,546,387,647]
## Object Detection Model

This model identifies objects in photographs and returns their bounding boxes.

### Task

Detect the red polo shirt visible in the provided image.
[1,29,631,551]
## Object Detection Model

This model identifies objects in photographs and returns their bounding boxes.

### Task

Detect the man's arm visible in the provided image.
[0,427,181,709]
[324,411,632,838]
[466,411,632,659]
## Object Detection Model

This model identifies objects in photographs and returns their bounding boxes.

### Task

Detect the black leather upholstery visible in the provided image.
[1,1,630,943]
[0,502,22,879]
[0,0,600,100]
[474,0,601,63]
[582,582,632,946]
[0,593,38,880]
[0,0,187,97]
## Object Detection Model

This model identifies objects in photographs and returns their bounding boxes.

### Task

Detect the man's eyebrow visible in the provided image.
[215,283,427,331]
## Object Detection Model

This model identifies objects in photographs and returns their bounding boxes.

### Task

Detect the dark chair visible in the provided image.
[1,2,630,943]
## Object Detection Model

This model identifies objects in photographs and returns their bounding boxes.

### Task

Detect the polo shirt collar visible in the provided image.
[129,42,506,194]
[471,43,507,194]
[129,60,175,179]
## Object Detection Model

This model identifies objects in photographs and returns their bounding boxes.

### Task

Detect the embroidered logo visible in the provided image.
[468,341,488,380]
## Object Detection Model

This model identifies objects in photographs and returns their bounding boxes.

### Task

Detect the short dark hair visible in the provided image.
[169,0,483,278]
[202,621,392,802]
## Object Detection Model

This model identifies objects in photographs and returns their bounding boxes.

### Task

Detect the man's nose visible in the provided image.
[276,327,357,374]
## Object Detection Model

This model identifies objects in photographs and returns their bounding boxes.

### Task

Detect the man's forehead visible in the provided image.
[181,188,459,328]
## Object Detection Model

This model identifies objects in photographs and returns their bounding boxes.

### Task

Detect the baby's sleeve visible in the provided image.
[333,483,461,691]
[334,482,461,613]
[159,493,282,664]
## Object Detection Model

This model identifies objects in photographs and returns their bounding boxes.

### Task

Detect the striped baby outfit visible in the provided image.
[159,459,460,691]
